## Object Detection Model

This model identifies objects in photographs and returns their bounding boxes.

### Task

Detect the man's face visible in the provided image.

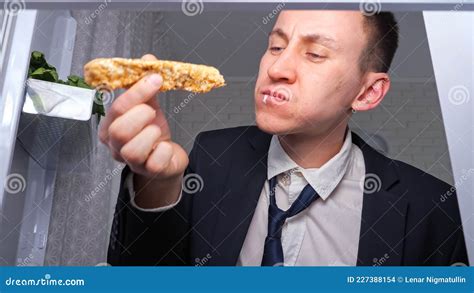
[254,10,369,136]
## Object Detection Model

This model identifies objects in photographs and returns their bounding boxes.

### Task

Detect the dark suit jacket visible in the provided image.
[107,126,469,266]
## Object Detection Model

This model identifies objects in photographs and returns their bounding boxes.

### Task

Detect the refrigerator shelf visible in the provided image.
[16,112,100,173]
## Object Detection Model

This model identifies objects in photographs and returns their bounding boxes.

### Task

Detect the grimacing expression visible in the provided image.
[254,10,370,136]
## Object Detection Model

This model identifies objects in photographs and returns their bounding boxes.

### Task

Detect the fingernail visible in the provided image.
[148,74,162,87]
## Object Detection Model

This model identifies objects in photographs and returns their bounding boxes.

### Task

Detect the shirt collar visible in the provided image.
[267,130,353,200]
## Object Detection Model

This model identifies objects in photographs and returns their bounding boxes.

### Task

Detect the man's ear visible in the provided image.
[351,73,390,112]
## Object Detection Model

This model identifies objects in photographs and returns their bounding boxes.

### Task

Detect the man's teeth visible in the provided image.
[263,94,269,104]
[263,93,288,104]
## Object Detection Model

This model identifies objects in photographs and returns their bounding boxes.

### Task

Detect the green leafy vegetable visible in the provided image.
[29,67,59,82]
[27,51,105,118]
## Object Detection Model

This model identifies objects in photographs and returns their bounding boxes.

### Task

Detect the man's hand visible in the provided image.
[99,54,189,208]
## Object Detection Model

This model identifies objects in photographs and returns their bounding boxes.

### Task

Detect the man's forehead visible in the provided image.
[274,10,364,30]
[272,10,366,48]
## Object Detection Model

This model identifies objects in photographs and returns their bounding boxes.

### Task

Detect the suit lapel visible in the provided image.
[352,132,408,266]
[209,127,272,265]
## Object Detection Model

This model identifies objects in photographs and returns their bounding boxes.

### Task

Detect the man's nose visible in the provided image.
[267,50,297,84]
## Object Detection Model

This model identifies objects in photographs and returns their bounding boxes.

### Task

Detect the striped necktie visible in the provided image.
[261,175,320,266]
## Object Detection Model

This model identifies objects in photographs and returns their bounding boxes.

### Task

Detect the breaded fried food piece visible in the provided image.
[83,58,225,93]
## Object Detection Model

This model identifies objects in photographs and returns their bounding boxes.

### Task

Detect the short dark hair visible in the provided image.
[360,12,399,73]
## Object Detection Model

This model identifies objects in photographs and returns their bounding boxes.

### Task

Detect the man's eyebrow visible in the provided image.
[268,28,288,42]
[302,33,339,50]
[269,28,339,50]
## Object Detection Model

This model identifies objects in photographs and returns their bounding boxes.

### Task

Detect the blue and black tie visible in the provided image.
[261,175,320,266]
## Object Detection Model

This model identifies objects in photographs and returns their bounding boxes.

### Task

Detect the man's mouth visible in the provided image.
[261,88,290,105]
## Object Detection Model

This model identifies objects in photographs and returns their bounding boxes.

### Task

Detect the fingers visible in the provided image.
[141,54,158,61]
[99,72,162,144]
[108,104,157,151]
[120,124,162,174]
[145,142,189,178]
[145,141,174,175]
[98,53,161,145]
[99,52,188,179]
[109,73,163,117]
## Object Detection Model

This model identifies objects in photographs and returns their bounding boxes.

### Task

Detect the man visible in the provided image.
[101,10,469,266]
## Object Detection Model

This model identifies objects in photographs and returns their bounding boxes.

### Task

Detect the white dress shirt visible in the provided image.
[127,130,366,266]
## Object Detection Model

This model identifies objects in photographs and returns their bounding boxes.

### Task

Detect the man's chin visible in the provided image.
[256,117,295,136]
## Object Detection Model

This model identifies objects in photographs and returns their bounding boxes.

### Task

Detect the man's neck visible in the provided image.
[278,125,348,169]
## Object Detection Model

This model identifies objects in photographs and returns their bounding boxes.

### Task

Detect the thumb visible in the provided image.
[142,54,158,61]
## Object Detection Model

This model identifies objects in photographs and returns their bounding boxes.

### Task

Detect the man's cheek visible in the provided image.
[294,96,331,122]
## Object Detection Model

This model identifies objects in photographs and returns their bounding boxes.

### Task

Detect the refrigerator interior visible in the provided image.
[0,10,121,266]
